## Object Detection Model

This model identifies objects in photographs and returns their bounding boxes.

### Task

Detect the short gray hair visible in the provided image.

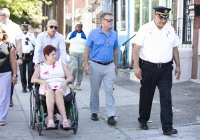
[0,8,10,17]
[100,12,113,20]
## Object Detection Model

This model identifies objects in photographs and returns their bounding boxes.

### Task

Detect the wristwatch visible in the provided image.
[13,74,18,77]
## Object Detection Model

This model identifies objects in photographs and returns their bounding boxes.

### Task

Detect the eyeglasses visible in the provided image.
[103,19,113,22]
[0,14,5,16]
[156,14,169,20]
[49,26,58,29]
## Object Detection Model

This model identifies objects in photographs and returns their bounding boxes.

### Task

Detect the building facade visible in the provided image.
[43,0,200,82]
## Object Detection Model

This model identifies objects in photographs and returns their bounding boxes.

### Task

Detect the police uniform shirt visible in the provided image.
[134,21,181,63]
[22,32,35,53]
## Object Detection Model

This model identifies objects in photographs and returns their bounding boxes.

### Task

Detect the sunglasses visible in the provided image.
[49,26,58,29]
[157,14,169,20]
[103,19,113,22]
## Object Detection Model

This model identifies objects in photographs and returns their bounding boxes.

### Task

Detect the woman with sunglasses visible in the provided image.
[0,27,17,126]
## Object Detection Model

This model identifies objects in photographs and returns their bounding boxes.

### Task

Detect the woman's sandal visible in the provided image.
[63,119,70,128]
[46,120,56,130]
[61,119,71,130]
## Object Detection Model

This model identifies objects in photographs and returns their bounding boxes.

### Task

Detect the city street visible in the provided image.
[0,75,200,140]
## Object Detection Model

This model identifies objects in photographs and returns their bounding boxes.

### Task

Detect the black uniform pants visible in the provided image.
[138,59,173,131]
[19,54,34,90]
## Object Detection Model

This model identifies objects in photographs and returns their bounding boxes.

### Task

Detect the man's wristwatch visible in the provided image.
[13,74,18,77]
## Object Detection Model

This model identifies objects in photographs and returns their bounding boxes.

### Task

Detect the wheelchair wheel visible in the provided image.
[38,123,42,136]
[72,100,78,134]
[29,90,33,126]
[29,90,36,129]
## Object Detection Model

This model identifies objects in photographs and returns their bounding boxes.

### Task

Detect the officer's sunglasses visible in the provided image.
[49,25,58,30]
[156,14,169,20]
[103,19,113,22]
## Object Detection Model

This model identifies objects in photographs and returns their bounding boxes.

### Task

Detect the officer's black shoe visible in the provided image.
[91,113,99,121]
[163,128,178,135]
[139,122,149,130]
[108,116,117,126]
[22,89,27,93]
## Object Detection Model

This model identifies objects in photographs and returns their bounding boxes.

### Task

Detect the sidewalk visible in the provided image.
[0,75,200,140]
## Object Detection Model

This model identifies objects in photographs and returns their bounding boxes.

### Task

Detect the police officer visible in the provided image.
[19,21,35,93]
[132,6,181,135]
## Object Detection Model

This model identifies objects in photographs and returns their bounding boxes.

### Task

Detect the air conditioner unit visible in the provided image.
[117,21,126,31]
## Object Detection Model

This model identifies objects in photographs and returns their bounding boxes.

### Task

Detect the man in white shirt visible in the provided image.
[0,8,23,107]
[19,21,35,93]
[66,22,87,90]
[132,6,181,135]
[33,19,67,66]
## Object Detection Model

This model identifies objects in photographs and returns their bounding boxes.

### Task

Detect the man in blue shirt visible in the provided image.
[84,12,118,126]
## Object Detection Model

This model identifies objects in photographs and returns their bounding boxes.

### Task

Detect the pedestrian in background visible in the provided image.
[0,28,17,126]
[19,21,35,93]
[33,19,67,66]
[0,8,23,107]
[84,12,118,126]
[66,22,87,90]
[132,6,181,135]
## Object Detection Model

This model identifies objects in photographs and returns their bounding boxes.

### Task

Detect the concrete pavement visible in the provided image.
[0,75,200,140]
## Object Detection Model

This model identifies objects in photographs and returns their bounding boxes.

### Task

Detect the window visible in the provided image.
[120,0,126,31]
[182,0,192,44]
[135,0,159,31]
[134,0,140,31]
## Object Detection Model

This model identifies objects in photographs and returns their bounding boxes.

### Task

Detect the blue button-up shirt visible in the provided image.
[86,27,118,63]
[33,31,67,64]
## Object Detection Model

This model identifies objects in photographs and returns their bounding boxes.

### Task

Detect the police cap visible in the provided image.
[21,21,29,26]
[153,6,171,15]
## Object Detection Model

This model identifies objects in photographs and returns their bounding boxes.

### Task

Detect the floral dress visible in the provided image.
[39,61,70,96]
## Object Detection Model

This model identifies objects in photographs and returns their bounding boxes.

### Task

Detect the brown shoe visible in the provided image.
[75,85,81,90]
[9,99,13,107]
[69,84,76,90]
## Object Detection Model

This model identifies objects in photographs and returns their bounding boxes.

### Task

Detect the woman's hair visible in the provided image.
[0,28,9,43]
[43,45,56,58]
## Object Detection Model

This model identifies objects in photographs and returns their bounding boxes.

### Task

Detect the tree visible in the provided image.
[0,0,52,28]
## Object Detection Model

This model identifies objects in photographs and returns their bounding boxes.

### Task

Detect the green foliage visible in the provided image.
[0,0,52,27]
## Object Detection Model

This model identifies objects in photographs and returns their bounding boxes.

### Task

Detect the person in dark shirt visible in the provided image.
[0,28,17,126]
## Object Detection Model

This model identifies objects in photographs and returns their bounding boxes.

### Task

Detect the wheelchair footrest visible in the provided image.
[44,123,59,130]
[60,124,74,131]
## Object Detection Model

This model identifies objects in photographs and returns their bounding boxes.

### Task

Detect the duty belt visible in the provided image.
[140,58,173,68]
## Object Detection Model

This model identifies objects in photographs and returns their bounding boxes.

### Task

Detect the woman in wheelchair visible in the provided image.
[31,45,73,129]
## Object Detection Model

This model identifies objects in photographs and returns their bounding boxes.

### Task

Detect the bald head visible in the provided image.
[47,19,58,27]
[46,19,58,37]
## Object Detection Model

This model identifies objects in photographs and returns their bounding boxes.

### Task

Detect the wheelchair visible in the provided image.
[29,84,78,136]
